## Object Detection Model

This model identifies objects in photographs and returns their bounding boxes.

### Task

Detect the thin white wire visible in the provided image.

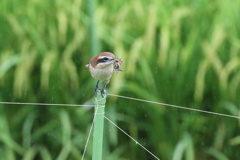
[81,110,96,160]
[0,102,94,107]
[107,94,240,119]
[1,93,239,159]
[104,116,160,160]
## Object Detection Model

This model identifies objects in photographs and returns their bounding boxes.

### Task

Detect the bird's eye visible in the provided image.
[103,57,109,61]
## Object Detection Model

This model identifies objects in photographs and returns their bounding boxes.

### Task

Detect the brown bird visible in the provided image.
[86,52,119,97]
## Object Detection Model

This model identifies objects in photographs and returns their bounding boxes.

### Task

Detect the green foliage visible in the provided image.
[0,0,240,159]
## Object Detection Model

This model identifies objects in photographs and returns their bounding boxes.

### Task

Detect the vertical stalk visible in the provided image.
[88,0,100,56]
[92,91,106,160]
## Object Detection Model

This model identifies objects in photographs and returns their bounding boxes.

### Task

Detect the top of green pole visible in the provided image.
[92,90,106,160]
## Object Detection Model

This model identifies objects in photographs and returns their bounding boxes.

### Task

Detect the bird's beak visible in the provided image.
[113,59,119,62]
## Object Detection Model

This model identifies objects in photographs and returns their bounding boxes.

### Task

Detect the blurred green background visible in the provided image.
[0,0,240,159]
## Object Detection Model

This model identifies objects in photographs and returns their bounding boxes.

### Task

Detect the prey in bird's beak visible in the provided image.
[114,59,123,72]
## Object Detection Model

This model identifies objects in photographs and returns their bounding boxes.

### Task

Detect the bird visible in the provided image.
[86,52,119,97]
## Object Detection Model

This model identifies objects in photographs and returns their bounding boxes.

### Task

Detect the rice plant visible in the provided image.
[0,0,240,159]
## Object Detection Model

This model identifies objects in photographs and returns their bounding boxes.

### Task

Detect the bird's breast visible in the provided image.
[89,65,114,83]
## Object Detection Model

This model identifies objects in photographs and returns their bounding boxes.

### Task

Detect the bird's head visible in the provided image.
[90,52,119,69]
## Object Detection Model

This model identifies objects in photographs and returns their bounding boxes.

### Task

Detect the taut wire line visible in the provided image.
[104,116,160,160]
[107,94,240,119]
[81,109,96,160]
[0,102,94,107]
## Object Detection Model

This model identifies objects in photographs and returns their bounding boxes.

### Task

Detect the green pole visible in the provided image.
[92,91,106,160]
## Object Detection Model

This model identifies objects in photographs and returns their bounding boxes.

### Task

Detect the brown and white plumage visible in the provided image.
[87,52,119,97]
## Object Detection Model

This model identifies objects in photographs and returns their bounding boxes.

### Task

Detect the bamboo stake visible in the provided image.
[92,91,106,160]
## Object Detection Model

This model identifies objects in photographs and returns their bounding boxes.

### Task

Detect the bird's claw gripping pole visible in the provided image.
[94,81,107,98]
[92,90,106,160]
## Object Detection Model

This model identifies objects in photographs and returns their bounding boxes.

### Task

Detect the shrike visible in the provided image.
[86,52,121,97]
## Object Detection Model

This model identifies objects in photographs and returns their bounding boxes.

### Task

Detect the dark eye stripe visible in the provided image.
[97,58,105,63]
[97,57,112,64]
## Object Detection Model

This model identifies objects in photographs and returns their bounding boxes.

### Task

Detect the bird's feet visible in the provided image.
[94,87,106,98]
[94,81,107,98]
